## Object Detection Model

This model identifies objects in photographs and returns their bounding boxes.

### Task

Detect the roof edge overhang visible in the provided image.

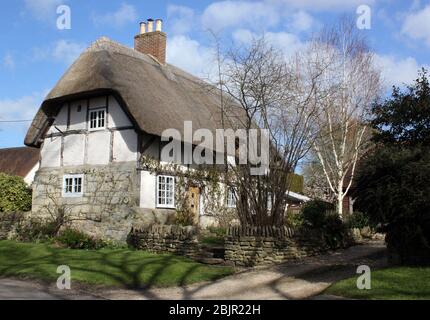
[24,88,141,148]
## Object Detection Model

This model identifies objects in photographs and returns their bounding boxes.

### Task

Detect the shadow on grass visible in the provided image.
[0,240,390,300]
[0,241,232,299]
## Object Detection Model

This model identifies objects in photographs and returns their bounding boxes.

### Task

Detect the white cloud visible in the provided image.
[199,0,332,33]
[0,92,46,141]
[52,40,86,65]
[3,54,15,70]
[167,35,216,79]
[290,10,315,31]
[201,1,280,31]
[401,5,430,46]
[232,29,305,57]
[32,40,86,65]
[374,54,427,88]
[24,0,64,20]
[167,5,195,35]
[270,0,373,11]
[0,92,44,123]
[92,3,138,28]
[200,0,373,31]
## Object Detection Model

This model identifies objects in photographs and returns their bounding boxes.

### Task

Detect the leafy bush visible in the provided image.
[300,200,351,249]
[175,209,196,226]
[346,212,371,229]
[322,213,350,249]
[0,173,32,213]
[56,229,106,250]
[302,200,334,228]
[353,71,430,265]
[14,219,58,242]
[207,226,227,237]
[285,210,303,228]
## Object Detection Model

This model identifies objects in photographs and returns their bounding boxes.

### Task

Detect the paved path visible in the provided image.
[0,278,100,300]
[0,241,386,300]
[95,240,387,300]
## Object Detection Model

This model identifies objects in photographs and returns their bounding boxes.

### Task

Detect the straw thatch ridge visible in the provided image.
[25,37,243,147]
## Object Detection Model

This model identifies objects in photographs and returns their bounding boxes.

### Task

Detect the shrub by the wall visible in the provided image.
[302,200,334,228]
[11,218,59,242]
[346,211,371,229]
[56,229,106,250]
[0,173,32,213]
[300,200,352,249]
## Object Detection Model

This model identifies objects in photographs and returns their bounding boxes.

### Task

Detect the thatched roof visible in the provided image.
[0,147,39,177]
[25,37,242,147]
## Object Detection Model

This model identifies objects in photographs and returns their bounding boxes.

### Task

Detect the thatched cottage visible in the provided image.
[24,19,241,241]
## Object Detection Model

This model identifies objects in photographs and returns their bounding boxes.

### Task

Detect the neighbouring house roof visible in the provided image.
[0,147,40,178]
[24,37,244,148]
[286,191,311,203]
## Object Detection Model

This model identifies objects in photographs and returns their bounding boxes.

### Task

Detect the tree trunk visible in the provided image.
[337,190,344,219]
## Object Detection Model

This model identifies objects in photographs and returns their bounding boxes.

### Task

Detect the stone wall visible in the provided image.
[224,226,351,267]
[31,162,141,242]
[0,212,26,240]
[127,225,199,258]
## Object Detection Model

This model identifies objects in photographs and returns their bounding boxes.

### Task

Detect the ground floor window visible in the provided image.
[63,174,84,197]
[227,187,237,208]
[157,175,175,208]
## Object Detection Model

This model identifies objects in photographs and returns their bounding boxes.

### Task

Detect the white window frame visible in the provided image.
[62,174,84,198]
[227,187,237,208]
[89,107,106,131]
[156,175,175,209]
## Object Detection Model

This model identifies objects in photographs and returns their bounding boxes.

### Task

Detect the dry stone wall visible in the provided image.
[127,225,200,258]
[224,226,351,267]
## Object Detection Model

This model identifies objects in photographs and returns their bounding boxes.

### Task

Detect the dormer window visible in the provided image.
[89,108,106,130]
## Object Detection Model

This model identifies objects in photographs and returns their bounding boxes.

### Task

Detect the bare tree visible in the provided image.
[302,153,334,202]
[310,19,381,217]
[212,37,321,226]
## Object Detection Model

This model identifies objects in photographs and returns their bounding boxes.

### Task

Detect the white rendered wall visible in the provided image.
[140,171,156,209]
[40,136,61,168]
[89,96,106,110]
[86,131,110,165]
[48,103,68,134]
[24,163,39,185]
[40,95,137,168]
[113,129,137,162]
[69,100,87,131]
[63,135,85,166]
[108,96,132,128]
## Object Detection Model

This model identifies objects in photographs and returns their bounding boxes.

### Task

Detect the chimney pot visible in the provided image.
[156,19,163,32]
[134,19,167,65]
[139,22,146,34]
[147,19,154,32]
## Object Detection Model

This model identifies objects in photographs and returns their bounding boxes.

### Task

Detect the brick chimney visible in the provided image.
[134,18,166,65]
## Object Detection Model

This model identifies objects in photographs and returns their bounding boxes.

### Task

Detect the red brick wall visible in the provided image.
[134,32,167,64]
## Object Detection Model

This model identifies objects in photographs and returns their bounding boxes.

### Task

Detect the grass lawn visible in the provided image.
[326,267,430,300]
[0,240,234,288]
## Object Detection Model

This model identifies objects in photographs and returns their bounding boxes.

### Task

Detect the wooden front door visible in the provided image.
[187,187,200,224]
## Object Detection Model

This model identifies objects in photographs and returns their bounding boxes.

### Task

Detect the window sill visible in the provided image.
[156,205,176,210]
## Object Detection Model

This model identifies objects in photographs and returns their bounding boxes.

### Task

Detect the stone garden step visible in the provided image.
[194,257,226,265]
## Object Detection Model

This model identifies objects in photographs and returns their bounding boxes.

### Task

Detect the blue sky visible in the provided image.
[0,0,429,148]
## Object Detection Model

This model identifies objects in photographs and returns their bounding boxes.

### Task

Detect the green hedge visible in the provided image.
[0,173,32,213]
[287,173,304,194]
